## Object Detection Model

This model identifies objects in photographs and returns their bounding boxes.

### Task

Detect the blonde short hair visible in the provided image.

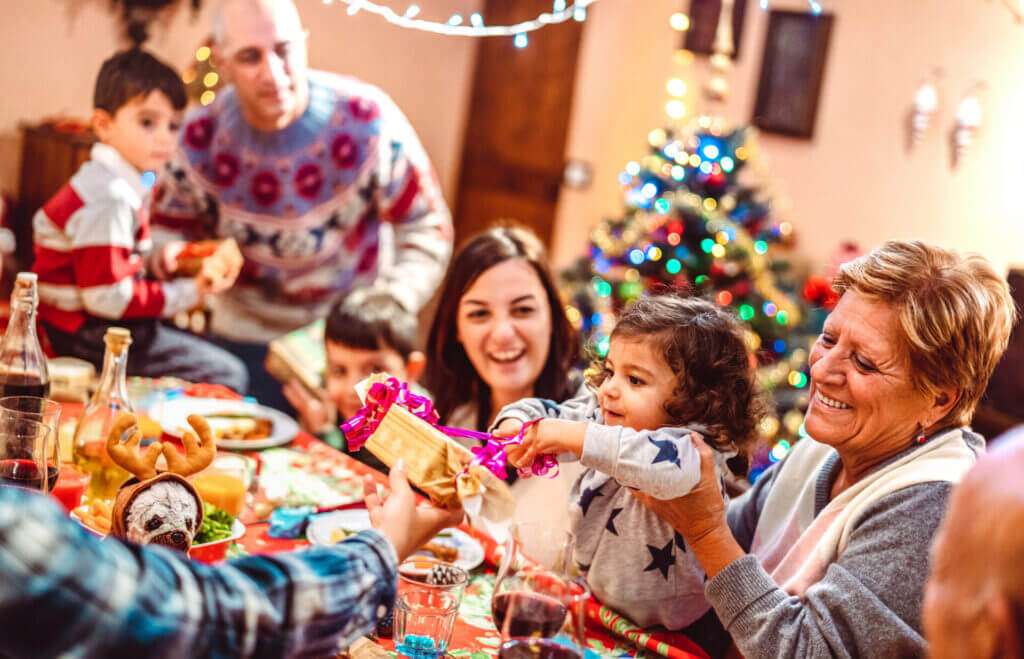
[834,240,1017,427]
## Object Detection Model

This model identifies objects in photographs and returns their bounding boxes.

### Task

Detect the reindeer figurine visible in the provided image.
[106,413,217,552]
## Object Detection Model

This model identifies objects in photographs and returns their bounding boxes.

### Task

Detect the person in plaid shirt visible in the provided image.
[0,461,457,658]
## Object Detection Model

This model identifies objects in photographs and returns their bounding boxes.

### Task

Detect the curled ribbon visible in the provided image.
[340,377,558,481]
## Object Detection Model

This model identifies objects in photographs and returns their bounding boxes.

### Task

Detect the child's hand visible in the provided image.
[283,379,337,433]
[506,419,586,468]
[197,240,242,294]
[492,418,523,438]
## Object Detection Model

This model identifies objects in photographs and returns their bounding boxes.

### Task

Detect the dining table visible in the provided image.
[58,384,710,659]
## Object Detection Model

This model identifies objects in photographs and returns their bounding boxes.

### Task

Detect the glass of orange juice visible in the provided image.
[191,454,248,517]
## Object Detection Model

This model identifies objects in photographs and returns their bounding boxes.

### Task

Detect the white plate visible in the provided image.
[157,397,299,450]
[306,509,485,571]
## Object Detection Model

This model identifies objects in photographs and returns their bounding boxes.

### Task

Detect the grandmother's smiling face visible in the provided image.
[805,290,939,462]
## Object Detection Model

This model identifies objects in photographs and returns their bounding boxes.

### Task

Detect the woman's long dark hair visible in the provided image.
[425,226,578,429]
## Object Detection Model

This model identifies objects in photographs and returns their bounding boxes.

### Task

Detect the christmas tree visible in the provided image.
[560,116,817,482]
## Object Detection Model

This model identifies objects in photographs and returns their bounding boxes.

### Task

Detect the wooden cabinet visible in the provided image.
[13,123,95,267]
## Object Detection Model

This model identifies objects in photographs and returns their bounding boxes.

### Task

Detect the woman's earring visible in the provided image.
[915,425,929,445]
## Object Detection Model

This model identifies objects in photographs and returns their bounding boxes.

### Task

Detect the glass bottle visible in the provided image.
[0,273,50,400]
[73,327,134,501]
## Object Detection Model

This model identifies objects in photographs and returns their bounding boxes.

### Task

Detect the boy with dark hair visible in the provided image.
[284,290,425,466]
[32,49,247,392]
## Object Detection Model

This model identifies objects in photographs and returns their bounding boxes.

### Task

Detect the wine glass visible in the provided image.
[0,417,57,494]
[0,396,62,452]
[492,523,589,658]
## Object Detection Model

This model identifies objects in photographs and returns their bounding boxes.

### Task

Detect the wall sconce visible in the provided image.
[909,74,940,147]
[951,83,985,168]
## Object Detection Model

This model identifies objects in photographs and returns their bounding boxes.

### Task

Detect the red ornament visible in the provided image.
[802,275,839,310]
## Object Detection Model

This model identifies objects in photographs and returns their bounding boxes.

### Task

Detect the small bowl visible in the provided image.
[70,509,244,563]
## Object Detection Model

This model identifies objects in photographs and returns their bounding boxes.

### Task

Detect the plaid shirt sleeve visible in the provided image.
[0,487,397,659]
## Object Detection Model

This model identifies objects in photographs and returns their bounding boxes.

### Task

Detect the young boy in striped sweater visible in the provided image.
[32,49,248,392]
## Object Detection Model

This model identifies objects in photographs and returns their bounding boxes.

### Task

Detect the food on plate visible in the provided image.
[330,527,355,543]
[194,503,236,544]
[204,412,274,441]
[74,499,113,535]
[419,541,459,562]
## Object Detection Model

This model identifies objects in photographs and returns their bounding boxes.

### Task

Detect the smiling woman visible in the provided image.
[424,226,579,433]
[637,240,1017,659]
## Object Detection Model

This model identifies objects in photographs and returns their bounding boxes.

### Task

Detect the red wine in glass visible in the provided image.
[499,639,582,659]
[0,458,58,491]
[0,376,50,402]
[492,592,569,639]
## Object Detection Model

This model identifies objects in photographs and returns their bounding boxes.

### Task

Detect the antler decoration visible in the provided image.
[163,414,216,477]
[107,414,162,481]
[106,413,217,481]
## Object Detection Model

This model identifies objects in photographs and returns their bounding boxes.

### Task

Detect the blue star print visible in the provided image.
[648,436,681,468]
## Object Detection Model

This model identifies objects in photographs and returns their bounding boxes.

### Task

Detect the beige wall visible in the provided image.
[552,0,1024,275]
[0,0,480,204]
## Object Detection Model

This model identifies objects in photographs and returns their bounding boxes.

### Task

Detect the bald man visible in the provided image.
[151,0,452,409]
[924,427,1024,659]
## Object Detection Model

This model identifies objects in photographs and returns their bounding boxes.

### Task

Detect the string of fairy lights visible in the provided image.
[185,0,832,106]
[328,0,599,48]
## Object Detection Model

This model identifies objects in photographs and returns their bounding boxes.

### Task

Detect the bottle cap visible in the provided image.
[15,272,37,284]
[104,327,133,355]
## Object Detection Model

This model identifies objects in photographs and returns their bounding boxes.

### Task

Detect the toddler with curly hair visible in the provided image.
[495,293,764,637]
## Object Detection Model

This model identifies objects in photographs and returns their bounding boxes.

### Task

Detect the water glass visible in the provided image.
[394,588,460,658]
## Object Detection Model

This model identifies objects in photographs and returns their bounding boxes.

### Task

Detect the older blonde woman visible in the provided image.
[639,241,1016,658]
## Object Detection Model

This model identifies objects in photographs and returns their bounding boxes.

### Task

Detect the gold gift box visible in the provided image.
[356,375,514,523]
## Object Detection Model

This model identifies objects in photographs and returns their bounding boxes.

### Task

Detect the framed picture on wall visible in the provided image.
[752,10,835,139]
[684,0,749,58]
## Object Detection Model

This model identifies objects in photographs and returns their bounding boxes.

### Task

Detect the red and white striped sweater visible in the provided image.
[32,143,199,333]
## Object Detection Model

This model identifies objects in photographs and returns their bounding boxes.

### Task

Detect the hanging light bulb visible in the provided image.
[403,4,420,18]
[666,78,687,97]
[447,13,463,25]
[470,12,484,27]
[670,13,691,31]
[514,32,529,48]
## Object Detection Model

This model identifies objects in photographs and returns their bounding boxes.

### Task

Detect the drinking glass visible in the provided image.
[0,396,61,436]
[0,418,56,494]
[492,523,588,657]
[394,588,460,658]
[392,557,470,657]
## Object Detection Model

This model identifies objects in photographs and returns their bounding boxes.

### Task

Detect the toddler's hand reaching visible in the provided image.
[504,419,586,469]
